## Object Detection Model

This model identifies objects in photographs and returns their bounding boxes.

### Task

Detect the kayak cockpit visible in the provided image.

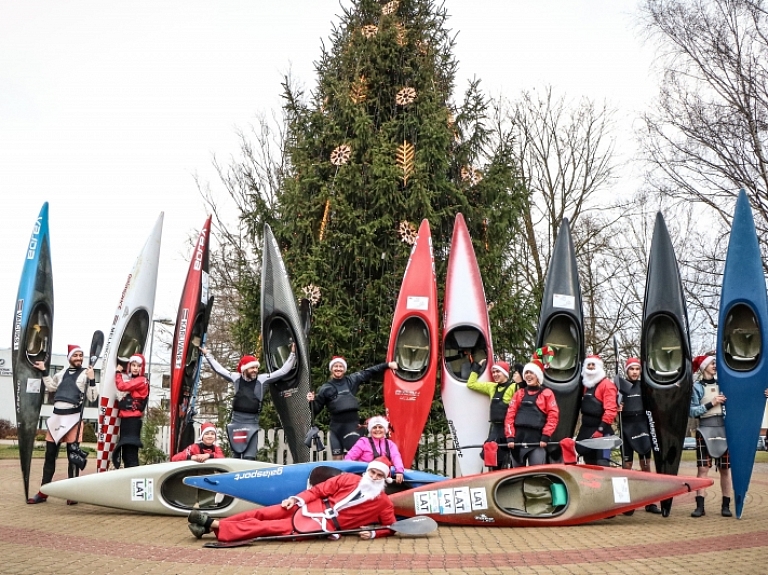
[540,314,579,383]
[394,317,431,381]
[495,474,568,517]
[645,314,683,383]
[117,309,150,363]
[161,467,235,511]
[24,304,52,365]
[265,315,298,375]
[722,303,761,371]
[443,327,488,382]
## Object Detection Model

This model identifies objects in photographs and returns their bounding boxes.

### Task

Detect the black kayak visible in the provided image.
[535,218,584,456]
[640,212,693,517]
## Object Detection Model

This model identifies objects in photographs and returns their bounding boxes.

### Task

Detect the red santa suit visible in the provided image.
[214,472,396,542]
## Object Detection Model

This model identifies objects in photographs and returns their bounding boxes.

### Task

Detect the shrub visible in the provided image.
[0,419,17,439]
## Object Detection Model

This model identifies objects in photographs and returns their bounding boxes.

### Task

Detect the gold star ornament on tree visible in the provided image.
[396,87,417,106]
[330,144,352,166]
[398,220,418,245]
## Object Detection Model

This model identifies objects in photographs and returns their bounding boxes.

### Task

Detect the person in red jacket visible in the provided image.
[113,354,150,468]
[504,358,559,467]
[171,422,225,462]
[187,457,397,542]
[576,354,618,466]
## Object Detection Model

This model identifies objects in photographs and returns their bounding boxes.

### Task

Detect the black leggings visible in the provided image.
[42,441,80,485]
[329,420,361,456]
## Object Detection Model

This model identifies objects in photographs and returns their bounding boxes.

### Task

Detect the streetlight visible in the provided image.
[147,317,174,389]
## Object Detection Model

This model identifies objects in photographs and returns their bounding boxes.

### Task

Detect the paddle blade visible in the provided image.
[390,516,438,535]
[89,330,105,367]
[299,298,312,338]
[308,465,343,486]
[577,436,622,450]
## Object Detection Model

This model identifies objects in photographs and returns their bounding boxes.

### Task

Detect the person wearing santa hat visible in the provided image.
[344,416,405,482]
[171,422,225,462]
[111,353,150,469]
[187,457,397,541]
[504,358,560,467]
[201,342,296,460]
[307,357,398,460]
[575,355,618,466]
[689,353,732,518]
[28,344,98,504]
[467,359,518,469]
[616,357,662,515]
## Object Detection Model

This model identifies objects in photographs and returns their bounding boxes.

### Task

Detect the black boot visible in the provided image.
[691,495,705,517]
[721,496,732,517]
[645,503,662,514]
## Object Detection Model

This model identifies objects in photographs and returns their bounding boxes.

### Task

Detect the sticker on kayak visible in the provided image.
[406,296,429,310]
[26,377,41,393]
[611,477,630,503]
[413,487,487,515]
[131,478,154,501]
[552,294,575,310]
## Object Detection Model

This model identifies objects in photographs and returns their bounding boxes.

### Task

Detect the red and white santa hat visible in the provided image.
[367,415,390,432]
[625,357,641,370]
[237,355,260,373]
[67,344,83,361]
[523,358,545,384]
[129,354,144,365]
[367,456,392,477]
[584,354,604,370]
[693,355,715,373]
[328,356,347,371]
[491,361,510,378]
[198,422,217,442]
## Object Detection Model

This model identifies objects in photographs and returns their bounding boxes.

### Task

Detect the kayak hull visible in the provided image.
[12,202,54,500]
[262,224,312,463]
[640,212,693,515]
[183,460,447,507]
[717,190,768,518]
[41,459,270,516]
[536,219,584,449]
[96,214,163,472]
[170,216,213,456]
[390,464,713,526]
[384,219,439,467]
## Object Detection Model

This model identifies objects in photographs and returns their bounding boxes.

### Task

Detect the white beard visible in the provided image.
[582,366,605,389]
[358,474,386,499]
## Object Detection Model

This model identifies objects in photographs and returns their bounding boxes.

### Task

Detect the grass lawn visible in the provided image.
[0,443,95,460]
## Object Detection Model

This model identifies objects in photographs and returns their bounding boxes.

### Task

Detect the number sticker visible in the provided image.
[470,487,488,510]
[454,487,470,513]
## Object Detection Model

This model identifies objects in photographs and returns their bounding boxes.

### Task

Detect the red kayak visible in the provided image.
[384,219,439,467]
[169,216,213,457]
[390,464,713,527]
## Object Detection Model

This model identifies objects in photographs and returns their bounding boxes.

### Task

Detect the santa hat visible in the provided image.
[491,361,510,378]
[328,356,347,371]
[625,357,641,370]
[367,456,392,477]
[67,344,83,361]
[523,359,545,384]
[367,416,390,433]
[198,422,217,442]
[693,355,715,373]
[237,355,260,373]
[584,354,604,370]
[129,354,144,365]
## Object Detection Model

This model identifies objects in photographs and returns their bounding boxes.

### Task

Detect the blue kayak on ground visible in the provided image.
[182,460,447,506]
[717,190,768,519]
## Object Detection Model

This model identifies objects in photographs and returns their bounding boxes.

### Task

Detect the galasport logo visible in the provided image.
[234,467,284,481]
[12,300,23,351]
[174,309,189,369]
[193,229,207,271]
[26,217,42,260]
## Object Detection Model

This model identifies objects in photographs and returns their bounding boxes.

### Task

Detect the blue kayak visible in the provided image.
[717,190,768,519]
[183,460,447,506]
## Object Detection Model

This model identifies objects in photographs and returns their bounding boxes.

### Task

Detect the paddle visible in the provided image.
[613,336,626,464]
[458,436,622,451]
[203,516,438,548]
[187,295,215,426]
[89,330,105,367]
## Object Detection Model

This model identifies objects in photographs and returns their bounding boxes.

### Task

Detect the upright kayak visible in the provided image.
[389,464,713,527]
[717,190,768,519]
[536,218,584,457]
[183,460,447,507]
[261,224,312,463]
[170,216,214,457]
[384,219,439,467]
[640,212,693,516]
[12,202,54,500]
[96,213,163,472]
[41,459,271,516]
[441,213,494,476]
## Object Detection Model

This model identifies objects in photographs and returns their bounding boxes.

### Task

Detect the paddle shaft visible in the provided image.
[613,336,626,463]
[458,436,621,451]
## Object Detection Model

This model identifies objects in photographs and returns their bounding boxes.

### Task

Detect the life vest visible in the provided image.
[117,377,149,413]
[619,377,644,416]
[514,388,546,430]
[368,437,392,461]
[53,367,85,406]
[581,383,605,427]
[489,381,514,423]
[327,380,360,415]
[232,378,262,414]
[699,380,723,418]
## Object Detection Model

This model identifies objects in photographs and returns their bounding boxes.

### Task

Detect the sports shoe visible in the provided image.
[645,504,662,514]
[66,500,78,506]
[188,509,210,526]
[622,509,635,516]
[27,492,48,504]
[188,523,208,539]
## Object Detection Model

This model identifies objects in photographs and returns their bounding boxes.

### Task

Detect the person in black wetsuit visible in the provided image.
[307,356,398,460]
[617,357,661,515]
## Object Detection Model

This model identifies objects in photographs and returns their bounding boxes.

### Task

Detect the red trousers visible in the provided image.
[215,504,302,542]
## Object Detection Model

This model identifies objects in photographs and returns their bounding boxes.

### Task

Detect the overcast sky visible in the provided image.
[0,1,655,358]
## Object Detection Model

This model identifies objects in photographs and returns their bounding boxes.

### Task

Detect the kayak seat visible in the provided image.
[545,342,575,371]
[271,344,292,369]
[26,324,49,356]
[397,345,429,372]
[498,476,567,516]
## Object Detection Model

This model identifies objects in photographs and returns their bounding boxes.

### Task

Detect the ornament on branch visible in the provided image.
[415,39,429,55]
[302,284,322,306]
[330,144,352,166]
[350,75,368,104]
[394,22,407,46]
[319,199,331,241]
[398,220,418,245]
[396,87,417,106]
[361,24,378,38]
[396,140,415,186]
[487,301,496,312]
[381,1,399,16]
[460,166,483,186]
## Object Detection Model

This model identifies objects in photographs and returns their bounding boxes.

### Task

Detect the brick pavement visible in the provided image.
[2,458,767,575]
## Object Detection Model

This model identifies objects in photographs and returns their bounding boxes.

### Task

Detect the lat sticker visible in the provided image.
[470,487,488,510]
[406,296,429,310]
[131,478,154,501]
[612,477,630,503]
[552,294,575,309]
[26,378,41,393]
